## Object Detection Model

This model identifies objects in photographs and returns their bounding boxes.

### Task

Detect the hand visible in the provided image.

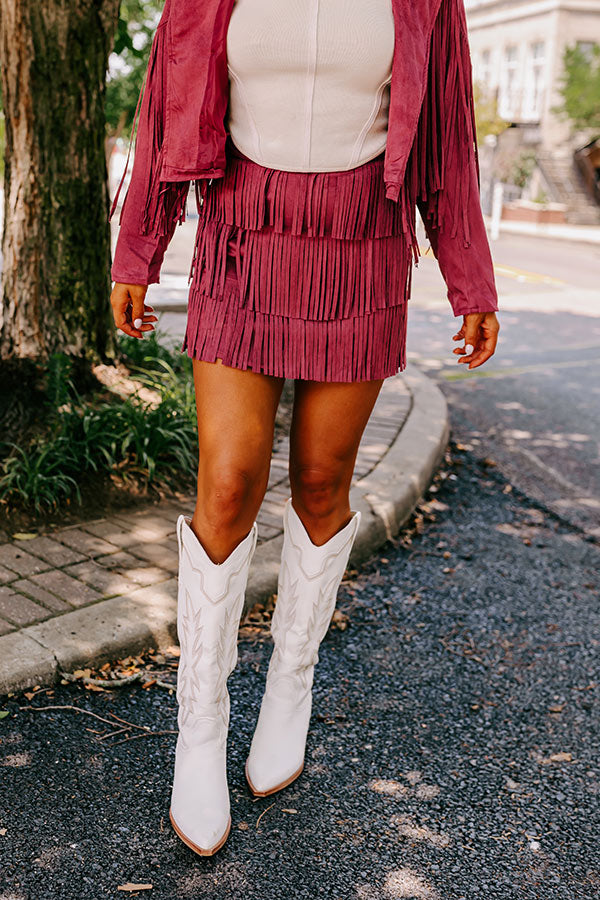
[110,282,157,339]
[452,311,499,369]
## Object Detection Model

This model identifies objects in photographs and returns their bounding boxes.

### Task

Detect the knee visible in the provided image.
[289,463,345,518]
[198,462,264,531]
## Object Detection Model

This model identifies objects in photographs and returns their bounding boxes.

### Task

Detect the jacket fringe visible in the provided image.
[406,0,479,248]
[114,22,190,240]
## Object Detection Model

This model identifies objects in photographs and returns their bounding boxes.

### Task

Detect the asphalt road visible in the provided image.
[1,230,598,900]
[1,447,598,900]
[408,230,600,535]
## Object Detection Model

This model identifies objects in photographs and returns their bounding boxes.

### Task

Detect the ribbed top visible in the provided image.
[226,0,395,172]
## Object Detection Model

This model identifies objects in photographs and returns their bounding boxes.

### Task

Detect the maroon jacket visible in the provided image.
[111,0,499,318]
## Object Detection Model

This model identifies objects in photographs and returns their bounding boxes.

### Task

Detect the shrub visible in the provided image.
[0,336,197,514]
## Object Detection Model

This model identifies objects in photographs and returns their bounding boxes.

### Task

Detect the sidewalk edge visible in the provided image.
[1,364,448,696]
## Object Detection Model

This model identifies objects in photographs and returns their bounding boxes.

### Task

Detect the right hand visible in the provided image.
[110,282,157,339]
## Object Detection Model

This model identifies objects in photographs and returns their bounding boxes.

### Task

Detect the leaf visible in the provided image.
[548,751,572,762]
[282,808,298,814]
[117,885,153,893]
[0,710,10,719]
[0,827,7,835]
[13,532,37,540]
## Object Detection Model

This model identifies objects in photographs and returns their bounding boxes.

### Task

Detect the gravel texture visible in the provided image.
[1,448,598,900]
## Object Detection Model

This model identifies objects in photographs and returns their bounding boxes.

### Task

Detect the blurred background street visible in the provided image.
[144,218,600,538]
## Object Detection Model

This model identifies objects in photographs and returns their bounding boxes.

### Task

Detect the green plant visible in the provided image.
[0,441,81,514]
[553,42,600,133]
[473,81,509,142]
[106,0,164,141]
[0,338,198,514]
[495,149,537,190]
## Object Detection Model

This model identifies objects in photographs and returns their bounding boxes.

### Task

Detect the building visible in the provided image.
[465,0,600,222]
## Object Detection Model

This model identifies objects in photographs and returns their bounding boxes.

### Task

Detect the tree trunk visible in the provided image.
[0,0,121,362]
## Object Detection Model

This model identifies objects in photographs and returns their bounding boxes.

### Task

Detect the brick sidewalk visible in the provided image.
[0,379,411,639]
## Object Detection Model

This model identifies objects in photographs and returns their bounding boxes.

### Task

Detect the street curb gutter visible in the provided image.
[0,365,449,695]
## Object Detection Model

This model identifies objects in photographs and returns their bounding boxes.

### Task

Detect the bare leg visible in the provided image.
[191,359,285,563]
[288,377,384,546]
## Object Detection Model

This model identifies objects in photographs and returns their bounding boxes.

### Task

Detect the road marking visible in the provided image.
[417,248,566,286]
[511,445,587,495]
[442,356,599,380]
[492,263,566,286]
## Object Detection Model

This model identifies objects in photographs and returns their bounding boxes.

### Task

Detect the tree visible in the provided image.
[472,81,509,143]
[106,0,162,145]
[0,0,120,364]
[554,42,600,134]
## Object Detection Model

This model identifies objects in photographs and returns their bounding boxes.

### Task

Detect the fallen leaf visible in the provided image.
[24,692,36,701]
[0,711,9,720]
[117,884,153,893]
[539,751,573,765]
[548,751,572,762]
[13,533,37,540]
[141,680,156,690]
[282,808,298,814]
[0,827,7,835]
[548,704,565,713]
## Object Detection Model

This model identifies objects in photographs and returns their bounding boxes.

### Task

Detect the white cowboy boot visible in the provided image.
[169,514,258,856]
[245,497,361,796]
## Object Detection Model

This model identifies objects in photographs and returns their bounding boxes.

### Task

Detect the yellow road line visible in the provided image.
[417,246,566,286]
[492,263,565,286]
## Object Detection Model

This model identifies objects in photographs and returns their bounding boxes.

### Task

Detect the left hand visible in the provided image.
[452,312,499,369]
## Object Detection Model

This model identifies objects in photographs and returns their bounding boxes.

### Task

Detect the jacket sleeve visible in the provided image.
[110,10,189,286]
[412,0,498,318]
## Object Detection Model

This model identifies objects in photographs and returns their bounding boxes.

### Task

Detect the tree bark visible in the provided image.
[0,0,120,362]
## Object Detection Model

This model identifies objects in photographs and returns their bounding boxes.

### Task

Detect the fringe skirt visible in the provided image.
[182,140,418,382]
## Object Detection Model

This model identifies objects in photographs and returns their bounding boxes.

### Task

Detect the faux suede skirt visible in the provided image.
[182,139,416,382]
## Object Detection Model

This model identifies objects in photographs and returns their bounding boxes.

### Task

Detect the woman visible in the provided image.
[110,0,499,857]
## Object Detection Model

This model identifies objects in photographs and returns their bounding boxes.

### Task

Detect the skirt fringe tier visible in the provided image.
[183,144,416,382]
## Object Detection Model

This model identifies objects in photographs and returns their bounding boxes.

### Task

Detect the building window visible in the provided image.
[523,40,546,120]
[499,45,520,119]
[576,41,595,62]
[477,48,492,87]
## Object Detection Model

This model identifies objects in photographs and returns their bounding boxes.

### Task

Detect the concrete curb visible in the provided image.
[0,365,448,696]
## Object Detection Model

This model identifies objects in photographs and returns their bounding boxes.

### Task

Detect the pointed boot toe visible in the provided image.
[169,806,231,857]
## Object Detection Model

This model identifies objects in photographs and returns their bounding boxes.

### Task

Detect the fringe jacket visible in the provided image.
[110,0,499,318]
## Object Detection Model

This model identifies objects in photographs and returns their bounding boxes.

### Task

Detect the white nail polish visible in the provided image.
[465,343,474,354]
[134,318,143,329]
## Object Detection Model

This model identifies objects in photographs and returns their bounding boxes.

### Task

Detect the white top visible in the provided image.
[225,0,395,172]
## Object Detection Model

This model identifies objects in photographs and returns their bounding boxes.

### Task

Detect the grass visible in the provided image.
[0,334,198,516]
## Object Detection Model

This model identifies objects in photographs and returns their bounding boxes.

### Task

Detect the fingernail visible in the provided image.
[465,343,474,354]
[134,318,142,329]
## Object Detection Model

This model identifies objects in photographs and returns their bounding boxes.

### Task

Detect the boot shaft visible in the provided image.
[176,516,258,715]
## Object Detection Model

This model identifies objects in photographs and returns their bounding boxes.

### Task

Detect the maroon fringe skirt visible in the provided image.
[182,141,417,382]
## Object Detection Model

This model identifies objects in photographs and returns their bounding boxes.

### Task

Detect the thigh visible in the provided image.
[289,377,384,478]
[193,359,285,476]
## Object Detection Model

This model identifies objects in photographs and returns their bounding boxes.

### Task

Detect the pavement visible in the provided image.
[0,363,449,696]
[1,445,597,900]
[485,215,600,246]
[1,227,598,899]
